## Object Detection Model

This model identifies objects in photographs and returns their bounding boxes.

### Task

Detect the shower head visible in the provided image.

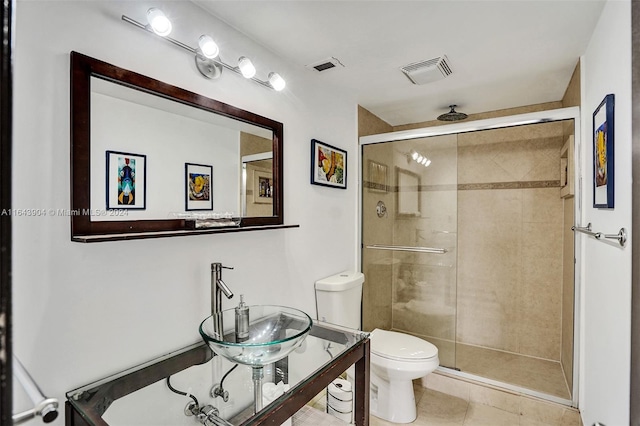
[437,105,468,122]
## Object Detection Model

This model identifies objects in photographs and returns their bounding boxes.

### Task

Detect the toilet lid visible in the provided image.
[370,329,438,361]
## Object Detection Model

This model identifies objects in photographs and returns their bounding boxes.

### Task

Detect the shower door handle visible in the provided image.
[366,244,447,254]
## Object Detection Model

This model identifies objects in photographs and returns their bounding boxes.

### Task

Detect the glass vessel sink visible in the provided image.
[199,305,313,366]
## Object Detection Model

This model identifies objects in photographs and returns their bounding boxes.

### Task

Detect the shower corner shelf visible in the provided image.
[560,135,574,199]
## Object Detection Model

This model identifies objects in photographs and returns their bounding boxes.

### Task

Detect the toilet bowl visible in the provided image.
[369,328,439,424]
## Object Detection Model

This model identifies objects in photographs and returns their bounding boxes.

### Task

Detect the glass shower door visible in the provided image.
[361,135,458,368]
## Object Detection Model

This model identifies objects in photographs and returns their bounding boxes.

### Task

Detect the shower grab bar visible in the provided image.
[365,244,447,254]
[12,355,58,424]
[571,223,627,247]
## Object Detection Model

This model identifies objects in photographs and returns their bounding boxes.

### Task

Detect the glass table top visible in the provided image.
[66,320,368,425]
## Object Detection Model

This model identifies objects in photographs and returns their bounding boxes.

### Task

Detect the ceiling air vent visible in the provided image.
[306,57,345,73]
[401,55,452,85]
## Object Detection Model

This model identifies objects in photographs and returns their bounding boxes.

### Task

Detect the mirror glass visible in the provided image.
[71,52,284,241]
[90,77,273,221]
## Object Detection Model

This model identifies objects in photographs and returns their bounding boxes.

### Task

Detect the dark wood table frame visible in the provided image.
[66,326,370,426]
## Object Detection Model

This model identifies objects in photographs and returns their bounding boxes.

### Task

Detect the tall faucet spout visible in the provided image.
[217,278,233,299]
[211,262,234,336]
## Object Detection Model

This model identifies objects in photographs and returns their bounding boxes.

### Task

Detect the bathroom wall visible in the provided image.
[359,106,394,332]
[456,122,565,361]
[12,1,358,422]
[560,60,580,394]
[393,101,563,132]
[579,0,632,424]
[358,105,392,137]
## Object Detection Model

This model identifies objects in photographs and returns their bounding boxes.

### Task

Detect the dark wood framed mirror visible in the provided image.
[71,52,287,242]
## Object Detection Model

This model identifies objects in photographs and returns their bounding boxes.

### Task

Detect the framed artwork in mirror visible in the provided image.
[253,169,273,204]
[106,150,146,210]
[310,139,347,189]
[185,163,213,211]
[593,93,615,209]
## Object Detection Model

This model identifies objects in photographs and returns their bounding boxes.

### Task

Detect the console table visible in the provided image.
[66,321,370,426]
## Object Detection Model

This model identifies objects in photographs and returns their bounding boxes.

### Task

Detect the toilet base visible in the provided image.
[369,371,417,423]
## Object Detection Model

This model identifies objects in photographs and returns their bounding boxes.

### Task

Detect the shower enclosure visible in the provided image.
[360,109,580,405]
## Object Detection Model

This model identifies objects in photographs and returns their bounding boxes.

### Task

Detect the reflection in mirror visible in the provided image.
[71,51,285,241]
[90,77,273,221]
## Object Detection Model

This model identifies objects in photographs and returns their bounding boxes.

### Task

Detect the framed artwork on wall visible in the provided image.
[185,163,213,211]
[311,139,347,189]
[593,93,615,209]
[106,150,146,209]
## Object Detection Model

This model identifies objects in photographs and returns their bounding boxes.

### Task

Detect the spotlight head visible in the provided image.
[238,56,256,79]
[147,8,172,36]
[268,72,286,91]
[198,35,219,59]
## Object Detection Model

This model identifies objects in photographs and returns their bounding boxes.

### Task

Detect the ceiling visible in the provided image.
[195,1,606,126]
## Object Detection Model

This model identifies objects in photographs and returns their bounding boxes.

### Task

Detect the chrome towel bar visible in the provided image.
[12,356,58,424]
[571,223,627,247]
[365,244,447,254]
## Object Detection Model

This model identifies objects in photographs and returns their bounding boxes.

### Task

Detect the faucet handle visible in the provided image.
[221,265,234,270]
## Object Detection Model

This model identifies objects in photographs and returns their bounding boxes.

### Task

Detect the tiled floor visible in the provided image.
[308,378,580,426]
[369,386,579,426]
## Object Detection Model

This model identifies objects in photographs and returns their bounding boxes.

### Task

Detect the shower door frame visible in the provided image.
[358,107,582,408]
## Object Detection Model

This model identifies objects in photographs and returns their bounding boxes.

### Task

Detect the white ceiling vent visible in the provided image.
[401,55,452,85]
[306,57,345,72]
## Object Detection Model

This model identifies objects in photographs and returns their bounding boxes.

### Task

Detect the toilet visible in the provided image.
[315,271,440,424]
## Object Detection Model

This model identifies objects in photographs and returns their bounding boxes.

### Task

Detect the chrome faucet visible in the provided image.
[211,263,234,335]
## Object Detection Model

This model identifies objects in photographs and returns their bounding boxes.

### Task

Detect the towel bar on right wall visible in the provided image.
[571,223,627,247]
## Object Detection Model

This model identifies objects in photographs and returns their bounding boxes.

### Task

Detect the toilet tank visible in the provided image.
[315,271,364,330]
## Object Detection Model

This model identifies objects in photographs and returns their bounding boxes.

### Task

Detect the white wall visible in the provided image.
[579,0,632,424]
[12,1,358,422]
[91,92,241,218]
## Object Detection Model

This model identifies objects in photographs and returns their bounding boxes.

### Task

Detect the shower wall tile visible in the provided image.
[523,188,564,223]
[458,189,522,225]
[458,123,564,185]
[457,218,521,353]
[456,123,565,363]
[362,256,393,332]
[561,200,575,387]
[519,215,563,360]
[362,141,396,332]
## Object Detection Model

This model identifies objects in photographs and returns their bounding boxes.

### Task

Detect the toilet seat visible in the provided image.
[370,328,438,361]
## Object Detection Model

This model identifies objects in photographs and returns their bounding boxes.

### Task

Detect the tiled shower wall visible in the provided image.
[456,122,565,361]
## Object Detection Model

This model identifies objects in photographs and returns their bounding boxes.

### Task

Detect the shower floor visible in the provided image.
[454,343,572,400]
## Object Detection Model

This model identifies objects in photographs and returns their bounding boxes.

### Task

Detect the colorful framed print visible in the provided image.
[106,150,146,210]
[185,163,213,211]
[253,169,273,204]
[593,93,615,209]
[310,139,347,189]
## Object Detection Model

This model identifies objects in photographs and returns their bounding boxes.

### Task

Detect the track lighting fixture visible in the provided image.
[122,8,286,91]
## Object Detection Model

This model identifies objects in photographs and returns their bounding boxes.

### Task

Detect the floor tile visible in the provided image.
[417,389,468,425]
[462,403,520,425]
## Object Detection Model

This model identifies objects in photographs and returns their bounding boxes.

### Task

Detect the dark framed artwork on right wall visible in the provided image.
[593,93,615,209]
